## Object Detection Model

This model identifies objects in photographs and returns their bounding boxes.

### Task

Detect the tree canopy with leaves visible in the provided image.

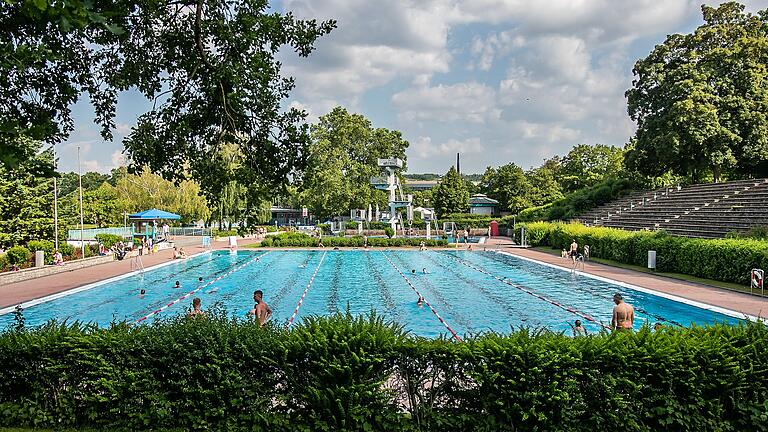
[122,1,335,198]
[299,107,409,219]
[626,2,768,182]
[0,138,54,248]
[557,144,624,192]
[479,163,530,214]
[433,166,469,218]
[1,0,335,191]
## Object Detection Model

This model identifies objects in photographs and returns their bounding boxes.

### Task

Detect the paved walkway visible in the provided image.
[486,237,768,319]
[0,238,245,309]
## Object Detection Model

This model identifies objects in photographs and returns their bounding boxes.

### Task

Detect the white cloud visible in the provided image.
[392,82,499,123]
[410,136,485,160]
[115,123,132,135]
[110,150,127,169]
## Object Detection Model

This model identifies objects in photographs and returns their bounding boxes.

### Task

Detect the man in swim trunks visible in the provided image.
[569,239,578,262]
[611,293,634,331]
[248,290,272,326]
[188,298,204,317]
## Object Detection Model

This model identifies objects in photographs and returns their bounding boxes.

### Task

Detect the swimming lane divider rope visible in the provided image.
[286,251,328,328]
[380,251,463,342]
[133,251,272,325]
[441,252,611,330]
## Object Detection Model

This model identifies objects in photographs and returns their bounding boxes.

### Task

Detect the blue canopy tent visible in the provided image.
[128,209,181,241]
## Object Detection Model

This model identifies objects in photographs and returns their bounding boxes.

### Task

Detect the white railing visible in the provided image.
[67,227,131,240]
[169,227,212,237]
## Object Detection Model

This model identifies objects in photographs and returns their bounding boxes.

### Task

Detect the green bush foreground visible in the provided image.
[1,312,766,431]
[519,221,768,285]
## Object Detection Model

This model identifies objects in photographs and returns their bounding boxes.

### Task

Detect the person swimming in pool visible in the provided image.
[416,296,424,307]
[422,268,428,274]
[140,289,146,297]
[248,290,272,326]
[198,277,203,283]
[571,319,587,336]
[411,269,416,275]
[187,298,204,317]
[611,293,634,331]
[173,281,181,289]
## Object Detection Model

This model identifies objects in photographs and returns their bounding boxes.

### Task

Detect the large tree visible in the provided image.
[122,1,335,200]
[0,138,54,248]
[1,0,335,189]
[626,2,768,182]
[525,165,564,207]
[434,166,469,218]
[479,163,531,214]
[558,144,624,192]
[299,107,409,219]
[114,168,210,223]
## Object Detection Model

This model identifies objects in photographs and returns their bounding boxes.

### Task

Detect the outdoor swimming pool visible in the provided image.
[0,250,745,336]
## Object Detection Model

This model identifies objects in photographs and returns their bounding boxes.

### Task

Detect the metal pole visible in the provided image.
[52,144,59,251]
[78,146,85,259]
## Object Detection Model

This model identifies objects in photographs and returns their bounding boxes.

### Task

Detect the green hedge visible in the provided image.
[0,313,766,431]
[94,233,123,248]
[260,233,447,248]
[519,222,768,285]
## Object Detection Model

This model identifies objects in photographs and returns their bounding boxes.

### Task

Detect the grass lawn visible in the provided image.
[531,246,766,298]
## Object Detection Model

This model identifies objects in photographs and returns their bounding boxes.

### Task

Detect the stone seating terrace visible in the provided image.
[576,179,768,238]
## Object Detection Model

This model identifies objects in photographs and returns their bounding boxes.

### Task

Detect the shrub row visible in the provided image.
[94,233,124,248]
[260,233,447,248]
[1,241,80,270]
[519,221,768,285]
[0,313,766,431]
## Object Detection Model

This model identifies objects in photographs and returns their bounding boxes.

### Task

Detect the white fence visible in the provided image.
[67,227,132,240]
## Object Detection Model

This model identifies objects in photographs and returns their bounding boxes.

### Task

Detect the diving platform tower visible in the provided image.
[370,158,412,234]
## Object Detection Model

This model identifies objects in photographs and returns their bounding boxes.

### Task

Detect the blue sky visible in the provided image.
[57,0,767,175]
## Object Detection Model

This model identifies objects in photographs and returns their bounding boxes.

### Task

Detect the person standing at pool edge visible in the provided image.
[611,293,634,330]
[569,239,578,264]
[249,290,272,326]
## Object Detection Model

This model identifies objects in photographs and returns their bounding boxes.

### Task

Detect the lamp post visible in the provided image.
[78,146,85,259]
[53,144,59,251]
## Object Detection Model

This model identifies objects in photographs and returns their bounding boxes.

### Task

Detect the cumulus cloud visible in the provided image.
[410,136,484,159]
[392,82,499,124]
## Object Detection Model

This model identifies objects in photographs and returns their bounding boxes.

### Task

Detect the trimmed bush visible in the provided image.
[0,314,766,431]
[213,229,239,237]
[26,240,54,264]
[94,233,123,248]
[5,245,31,266]
[384,226,394,238]
[519,222,768,285]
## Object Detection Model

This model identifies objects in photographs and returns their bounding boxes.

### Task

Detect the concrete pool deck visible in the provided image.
[485,237,768,319]
[1,236,767,320]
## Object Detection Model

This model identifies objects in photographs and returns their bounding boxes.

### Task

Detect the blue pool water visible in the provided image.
[0,250,743,336]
